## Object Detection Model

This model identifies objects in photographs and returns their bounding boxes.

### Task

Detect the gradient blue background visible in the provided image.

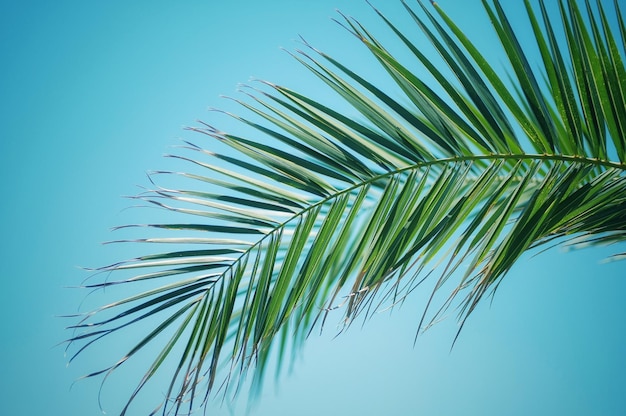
[1,1,624,414]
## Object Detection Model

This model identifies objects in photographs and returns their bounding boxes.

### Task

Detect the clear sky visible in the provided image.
[1,1,624,415]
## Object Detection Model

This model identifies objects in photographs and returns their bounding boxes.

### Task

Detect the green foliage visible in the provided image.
[66,0,626,414]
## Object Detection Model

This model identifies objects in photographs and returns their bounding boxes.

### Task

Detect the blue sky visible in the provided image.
[1,1,625,415]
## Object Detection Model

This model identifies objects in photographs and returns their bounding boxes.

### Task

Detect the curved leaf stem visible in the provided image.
[211,152,625,286]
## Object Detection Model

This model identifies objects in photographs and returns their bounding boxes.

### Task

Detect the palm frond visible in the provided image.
[66,0,626,414]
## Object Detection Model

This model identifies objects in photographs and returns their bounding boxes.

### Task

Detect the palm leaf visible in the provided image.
[66,1,626,414]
